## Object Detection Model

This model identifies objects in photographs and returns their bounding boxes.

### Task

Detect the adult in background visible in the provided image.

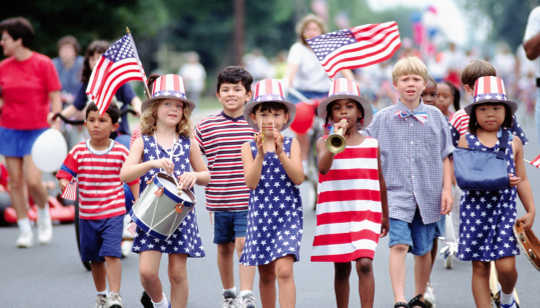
[524,6,540,144]
[179,51,206,106]
[285,14,355,172]
[52,35,86,149]
[0,17,61,248]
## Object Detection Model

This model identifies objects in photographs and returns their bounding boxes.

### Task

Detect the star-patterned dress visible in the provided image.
[240,137,303,266]
[458,129,519,262]
[131,134,205,257]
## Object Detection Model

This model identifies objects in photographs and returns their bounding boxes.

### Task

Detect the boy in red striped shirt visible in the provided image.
[57,102,133,308]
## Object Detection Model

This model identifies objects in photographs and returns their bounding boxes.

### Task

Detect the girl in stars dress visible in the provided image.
[120,74,209,308]
[312,78,388,308]
[456,76,535,308]
[240,79,304,308]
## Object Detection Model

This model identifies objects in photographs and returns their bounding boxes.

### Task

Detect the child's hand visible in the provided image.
[58,179,69,192]
[177,172,197,190]
[154,158,174,174]
[274,128,284,155]
[441,187,453,214]
[517,212,535,230]
[509,173,521,186]
[333,118,348,133]
[255,133,264,153]
[380,216,389,238]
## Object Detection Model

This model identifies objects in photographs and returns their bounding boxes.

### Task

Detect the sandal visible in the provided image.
[408,294,427,308]
[394,302,409,308]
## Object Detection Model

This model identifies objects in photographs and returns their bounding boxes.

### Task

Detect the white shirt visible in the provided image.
[524,6,540,76]
[287,42,330,92]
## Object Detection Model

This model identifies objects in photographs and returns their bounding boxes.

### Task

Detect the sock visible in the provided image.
[37,203,50,219]
[97,290,107,296]
[500,291,514,305]
[152,293,169,308]
[17,218,32,233]
[238,290,253,297]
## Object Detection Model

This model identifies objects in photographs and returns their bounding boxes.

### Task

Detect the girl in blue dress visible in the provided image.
[456,76,535,308]
[240,79,304,308]
[121,74,209,308]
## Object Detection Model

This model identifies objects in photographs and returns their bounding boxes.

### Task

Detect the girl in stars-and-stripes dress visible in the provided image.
[312,137,385,262]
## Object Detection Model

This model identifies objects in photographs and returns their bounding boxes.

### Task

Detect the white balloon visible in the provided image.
[31,129,68,173]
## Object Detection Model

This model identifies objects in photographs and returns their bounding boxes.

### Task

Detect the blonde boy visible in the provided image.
[365,57,454,308]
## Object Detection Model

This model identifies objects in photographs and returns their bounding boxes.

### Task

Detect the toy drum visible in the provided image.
[130,173,195,240]
[513,221,540,271]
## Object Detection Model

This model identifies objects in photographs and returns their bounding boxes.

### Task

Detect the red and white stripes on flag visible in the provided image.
[529,154,540,168]
[61,181,77,201]
[86,34,147,115]
[307,21,401,78]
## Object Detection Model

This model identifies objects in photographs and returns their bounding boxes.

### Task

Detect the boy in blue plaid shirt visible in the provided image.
[365,56,453,308]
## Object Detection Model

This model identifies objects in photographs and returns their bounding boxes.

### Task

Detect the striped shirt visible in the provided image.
[195,111,256,211]
[57,140,128,220]
[312,137,382,262]
[365,101,453,224]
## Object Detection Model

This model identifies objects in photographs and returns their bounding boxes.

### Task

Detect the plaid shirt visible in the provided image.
[365,101,454,224]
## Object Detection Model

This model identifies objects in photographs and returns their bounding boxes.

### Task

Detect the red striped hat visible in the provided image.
[464,76,517,115]
[142,74,195,111]
[244,79,296,130]
[318,78,372,128]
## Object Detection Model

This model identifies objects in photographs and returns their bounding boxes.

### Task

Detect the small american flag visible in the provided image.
[529,154,540,168]
[86,33,147,115]
[61,181,77,201]
[307,21,401,78]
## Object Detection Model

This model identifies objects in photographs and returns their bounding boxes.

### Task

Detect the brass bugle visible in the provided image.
[326,125,346,154]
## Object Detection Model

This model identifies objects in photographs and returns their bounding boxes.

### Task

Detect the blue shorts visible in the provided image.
[0,127,47,157]
[389,209,437,256]
[213,211,248,244]
[434,215,446,238]
[79,215,123,262]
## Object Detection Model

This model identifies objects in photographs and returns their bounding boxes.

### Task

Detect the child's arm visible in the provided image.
[179,137,210,189]
[120,137,174,183]
[377,146,389,238]
[441,156,453,214]
[242,138,263,189]
[275,135,304,185]
[316,136,334,175]
[513,138,536,229]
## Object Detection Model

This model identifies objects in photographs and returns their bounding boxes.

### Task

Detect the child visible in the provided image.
[457,76,535,308]
[57,102,128,308]
[120,74,210,308]
[311,78,389,308]
[436,81,460,119]
[365,57,454,308]
[194,66,257,307]
[420,75,437,106]
[449,59,527,147]
[240,79,304,308]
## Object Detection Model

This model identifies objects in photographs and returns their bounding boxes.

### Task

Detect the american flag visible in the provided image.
[86,34,147,115]
[307,21,401,78]
[529,154,540,168]
[61,181,77,201]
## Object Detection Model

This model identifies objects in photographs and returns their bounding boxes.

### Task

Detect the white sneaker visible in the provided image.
[107,292,123,308]
[424,284,436,308]
[16,230,33,248]
[95,294,107,308]
[37,215,53,244]
[237,291,256,308]
[222,290,238,308]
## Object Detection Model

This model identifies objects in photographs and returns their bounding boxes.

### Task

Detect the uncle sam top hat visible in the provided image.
[142,74,195,112]
[464,76,517,115]
[318,78,373,129]
[244,78,296,131]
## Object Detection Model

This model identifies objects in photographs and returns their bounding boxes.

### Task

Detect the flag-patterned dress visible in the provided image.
[240,137,303,265]
[131,134,205,257]
[458,129,519,261]
[312,137,382,262]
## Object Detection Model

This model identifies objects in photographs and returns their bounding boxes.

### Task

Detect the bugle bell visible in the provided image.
[326,120,346,154]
